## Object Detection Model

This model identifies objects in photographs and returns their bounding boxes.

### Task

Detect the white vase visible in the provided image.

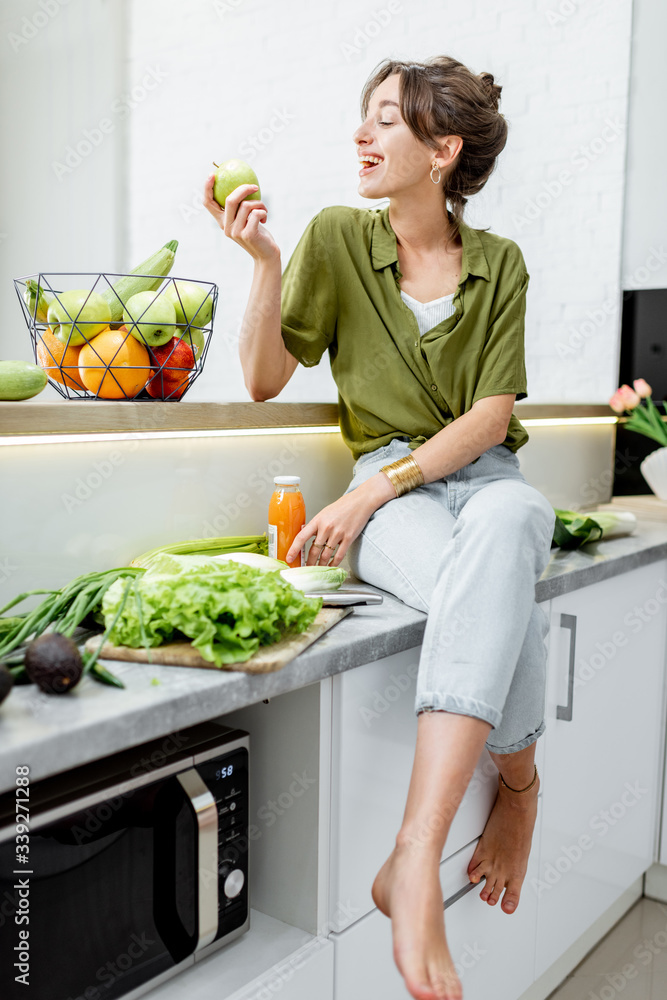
[640,446,667,500]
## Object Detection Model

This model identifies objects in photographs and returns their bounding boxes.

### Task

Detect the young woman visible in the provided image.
[204,55,556,1000]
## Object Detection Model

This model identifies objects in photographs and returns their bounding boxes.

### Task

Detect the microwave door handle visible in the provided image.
[153,772,219,963]
[177,769,219,952]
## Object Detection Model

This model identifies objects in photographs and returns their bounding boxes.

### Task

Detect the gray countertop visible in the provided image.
[2,496,667,795]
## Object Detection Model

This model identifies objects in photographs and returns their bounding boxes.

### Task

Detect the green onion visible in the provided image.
[0,568,144,660]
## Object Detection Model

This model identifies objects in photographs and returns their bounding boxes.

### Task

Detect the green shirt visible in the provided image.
[280,203,530,462]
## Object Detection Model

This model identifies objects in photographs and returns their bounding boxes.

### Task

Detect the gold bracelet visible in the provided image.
[380,455,425,497]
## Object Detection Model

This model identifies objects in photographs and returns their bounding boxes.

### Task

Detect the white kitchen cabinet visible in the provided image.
[332,804,542,1000]
[535,560,667,978]
[329,647,547,931]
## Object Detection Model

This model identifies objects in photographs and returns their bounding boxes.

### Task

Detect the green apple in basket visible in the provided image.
[176,327,205,361]
[47,290,112,346]
[163,280,213,328]
[123,291,177,347]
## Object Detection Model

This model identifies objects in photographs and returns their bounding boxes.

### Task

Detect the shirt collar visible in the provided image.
[371,203,491,282]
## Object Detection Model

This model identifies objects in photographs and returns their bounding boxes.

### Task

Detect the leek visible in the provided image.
[212,553,348,591]
[131,534,268,570]
[280,566,348,592]
[553,509,637,549]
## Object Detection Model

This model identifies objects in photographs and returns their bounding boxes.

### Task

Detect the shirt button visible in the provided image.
[431,384,438,392]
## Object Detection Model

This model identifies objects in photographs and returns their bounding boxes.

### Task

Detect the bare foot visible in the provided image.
[466,770,540,914]
[372,842,463,1000]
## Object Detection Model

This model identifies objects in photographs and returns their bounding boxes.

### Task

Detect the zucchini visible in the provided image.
[0,360,47,400]
[102,240,179,322]
[23,279,51,323]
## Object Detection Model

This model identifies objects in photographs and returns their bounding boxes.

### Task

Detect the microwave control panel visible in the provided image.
[198,746,249,940]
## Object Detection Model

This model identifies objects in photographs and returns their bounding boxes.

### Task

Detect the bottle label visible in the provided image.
[268,524,277,560]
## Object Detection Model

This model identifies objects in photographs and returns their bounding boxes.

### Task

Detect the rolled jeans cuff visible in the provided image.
[485,717,546,755]
[415,691,502,730]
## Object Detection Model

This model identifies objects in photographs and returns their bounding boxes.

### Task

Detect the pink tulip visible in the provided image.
[617,384,641,410]
[633,378,652,398]
[609,389,627,414]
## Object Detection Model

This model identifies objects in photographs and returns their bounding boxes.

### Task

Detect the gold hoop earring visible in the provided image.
[430,162,442,185]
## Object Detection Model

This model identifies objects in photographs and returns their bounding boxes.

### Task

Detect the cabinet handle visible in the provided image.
[444,880,477,910]
[556,613,577,722]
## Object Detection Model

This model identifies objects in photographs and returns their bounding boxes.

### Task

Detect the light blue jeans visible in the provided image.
[344,436,556,754]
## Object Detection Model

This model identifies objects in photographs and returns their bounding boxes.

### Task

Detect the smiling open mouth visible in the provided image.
[359,157,383,175]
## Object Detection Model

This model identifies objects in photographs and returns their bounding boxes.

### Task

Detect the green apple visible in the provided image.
[177,326,205,361]
[213,158,261,209]
[47,290,111,346]
[164,280,213,327]
[123,291,177,347]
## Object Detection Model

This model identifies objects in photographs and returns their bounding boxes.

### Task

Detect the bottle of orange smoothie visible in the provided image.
[268,476,306,568]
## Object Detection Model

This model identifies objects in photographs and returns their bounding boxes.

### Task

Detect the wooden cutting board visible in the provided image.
[84,607,353,675]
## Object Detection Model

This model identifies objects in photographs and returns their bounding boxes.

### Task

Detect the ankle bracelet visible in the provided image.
[499,764,538,793]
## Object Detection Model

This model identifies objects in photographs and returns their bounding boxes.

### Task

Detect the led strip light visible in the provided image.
[0,416,619,447]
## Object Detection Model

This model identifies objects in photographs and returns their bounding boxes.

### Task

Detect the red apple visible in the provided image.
[147,338,195,399]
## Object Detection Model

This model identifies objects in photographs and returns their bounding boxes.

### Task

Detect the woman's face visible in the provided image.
[353,73,449,200]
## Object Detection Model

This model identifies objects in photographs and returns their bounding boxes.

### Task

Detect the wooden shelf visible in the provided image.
[0,401,616,439]
[0,401,339,437]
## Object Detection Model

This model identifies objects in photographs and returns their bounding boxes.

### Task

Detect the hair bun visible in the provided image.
[478,71,502,111]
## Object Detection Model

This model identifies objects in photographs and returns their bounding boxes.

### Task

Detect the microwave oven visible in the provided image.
[0,719,250,1000]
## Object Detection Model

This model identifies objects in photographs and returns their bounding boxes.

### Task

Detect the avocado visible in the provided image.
[24,633,83,694]
[0,664,13,705]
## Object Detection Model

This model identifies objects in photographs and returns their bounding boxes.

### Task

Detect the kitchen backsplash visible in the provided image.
[0,421,615,607]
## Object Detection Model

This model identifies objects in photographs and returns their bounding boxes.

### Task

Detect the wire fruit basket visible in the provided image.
[14,272,218,401]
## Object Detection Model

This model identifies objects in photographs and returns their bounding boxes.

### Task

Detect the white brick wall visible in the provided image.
[130,0,634,403]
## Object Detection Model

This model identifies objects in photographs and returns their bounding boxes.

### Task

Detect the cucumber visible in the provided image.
[102,240,179,323]
[0,361,48,400]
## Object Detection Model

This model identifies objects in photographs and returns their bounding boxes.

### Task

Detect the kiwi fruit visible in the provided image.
[24,633,83,695]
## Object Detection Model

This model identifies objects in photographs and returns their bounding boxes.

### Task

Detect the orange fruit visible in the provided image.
[78,327,151,399]
[36,327,85,390]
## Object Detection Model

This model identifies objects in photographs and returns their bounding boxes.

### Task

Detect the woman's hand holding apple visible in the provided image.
[203,174,279,263]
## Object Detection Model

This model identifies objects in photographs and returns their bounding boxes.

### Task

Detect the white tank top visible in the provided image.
[400,289,456,337]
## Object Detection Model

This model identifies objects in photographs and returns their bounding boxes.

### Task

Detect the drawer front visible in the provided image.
[330,648,546,930]
[332,807,541,1000]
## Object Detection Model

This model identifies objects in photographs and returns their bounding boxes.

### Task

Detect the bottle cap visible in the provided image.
[274,476,301,485]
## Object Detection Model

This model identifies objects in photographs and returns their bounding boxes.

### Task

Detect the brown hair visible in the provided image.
[360,56,508,229]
